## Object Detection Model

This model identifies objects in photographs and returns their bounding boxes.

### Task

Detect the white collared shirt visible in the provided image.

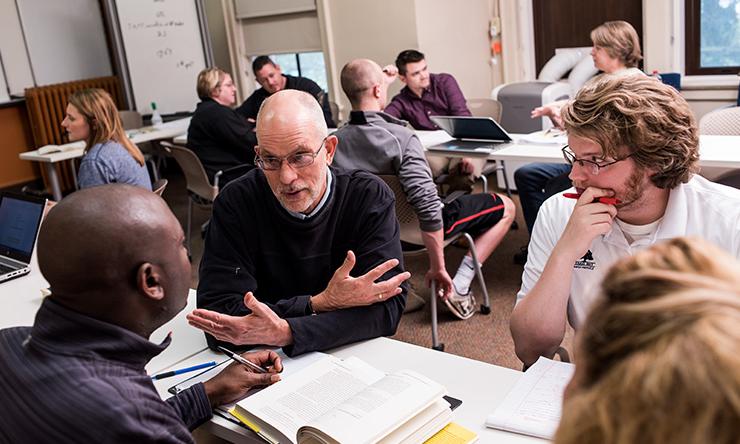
[517,175,740,328]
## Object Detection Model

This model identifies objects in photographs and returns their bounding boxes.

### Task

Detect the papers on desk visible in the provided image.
[36,141,85,155]
[485,357,574,440]
[515,129,567,146]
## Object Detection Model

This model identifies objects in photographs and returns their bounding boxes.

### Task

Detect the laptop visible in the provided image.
[427,116,514,154]
[0,192,46,283]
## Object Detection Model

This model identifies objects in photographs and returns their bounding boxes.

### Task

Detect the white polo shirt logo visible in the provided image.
[574,250,596,271]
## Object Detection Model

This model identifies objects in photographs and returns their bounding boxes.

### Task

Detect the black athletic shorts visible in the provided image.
[442,193,506,239]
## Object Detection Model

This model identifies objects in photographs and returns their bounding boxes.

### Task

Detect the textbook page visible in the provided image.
[236,356,386,443]
[237,356,449,444]
[300,369,447,443]
[485,357,574,440]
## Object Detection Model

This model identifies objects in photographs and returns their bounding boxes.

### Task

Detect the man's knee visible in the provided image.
[499,194,516,222]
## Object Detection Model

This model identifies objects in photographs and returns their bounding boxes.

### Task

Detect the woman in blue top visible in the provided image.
[61,88,151,190]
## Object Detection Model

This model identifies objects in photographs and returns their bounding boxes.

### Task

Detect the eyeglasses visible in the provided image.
[561,145,633,176]
[255,137,327,171]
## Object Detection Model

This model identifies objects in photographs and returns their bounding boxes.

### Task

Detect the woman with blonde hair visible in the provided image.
[61,88,151,190]
[555,237,740,444]
[187,67,255,185]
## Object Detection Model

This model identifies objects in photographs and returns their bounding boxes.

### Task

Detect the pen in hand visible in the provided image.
[563,192,621,206]
[217,346,269,373]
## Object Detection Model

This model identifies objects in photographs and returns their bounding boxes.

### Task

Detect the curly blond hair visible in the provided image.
[555,237,740,444]
[590,21,642,68]
[561,75,699,189]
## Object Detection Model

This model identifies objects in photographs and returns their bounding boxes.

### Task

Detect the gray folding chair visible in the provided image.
[379,175,491,351]
[160,142,219,255]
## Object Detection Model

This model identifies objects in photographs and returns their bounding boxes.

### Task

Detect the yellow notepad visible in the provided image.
[425,422,478,444]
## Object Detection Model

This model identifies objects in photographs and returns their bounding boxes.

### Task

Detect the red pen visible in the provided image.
[563,192,621,205]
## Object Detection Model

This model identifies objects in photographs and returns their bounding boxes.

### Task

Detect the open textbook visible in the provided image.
[233,355,452,444]
[485,357,574,440]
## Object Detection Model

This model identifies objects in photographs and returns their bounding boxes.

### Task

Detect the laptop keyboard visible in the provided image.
[0,263,16,274]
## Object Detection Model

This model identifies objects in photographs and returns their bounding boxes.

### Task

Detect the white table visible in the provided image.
[18,117,192,200]
[153,338,545,444]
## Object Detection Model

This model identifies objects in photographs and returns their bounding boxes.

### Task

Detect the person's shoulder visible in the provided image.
[290,74,321,90]
[684,175,740,206]
[85,140,123,161]
[336,168,389,194]
[433,72,459,84]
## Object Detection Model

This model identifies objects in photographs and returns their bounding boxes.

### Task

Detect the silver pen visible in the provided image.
[217,346,268,373]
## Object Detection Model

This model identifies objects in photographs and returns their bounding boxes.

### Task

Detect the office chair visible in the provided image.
[160,141,220,255]
[699,106,740,135]
[152,178,168,196]
[467,98,503,122]
[378,175,491,351]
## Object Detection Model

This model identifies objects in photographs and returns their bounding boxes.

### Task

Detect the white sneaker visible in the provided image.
[441,287,476,320]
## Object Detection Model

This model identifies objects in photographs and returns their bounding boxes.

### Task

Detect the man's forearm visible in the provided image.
[421,229,446,271]
[510,247,575,366]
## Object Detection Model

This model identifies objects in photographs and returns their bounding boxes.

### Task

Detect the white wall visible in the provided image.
[320,0,419,116]
[414,0,494,100]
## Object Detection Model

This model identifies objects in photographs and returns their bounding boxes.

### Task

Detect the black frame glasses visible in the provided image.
[255,137,327,171]
[561,145,633,175]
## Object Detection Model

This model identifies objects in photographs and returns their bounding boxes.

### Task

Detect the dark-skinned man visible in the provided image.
[0,185,282,443]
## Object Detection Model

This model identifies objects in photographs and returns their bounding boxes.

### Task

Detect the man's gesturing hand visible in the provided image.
[311,250,411,312]
[187,292,293,346]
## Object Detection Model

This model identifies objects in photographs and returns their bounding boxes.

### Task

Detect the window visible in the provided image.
[686,0,740,75]
[255,52,328,92]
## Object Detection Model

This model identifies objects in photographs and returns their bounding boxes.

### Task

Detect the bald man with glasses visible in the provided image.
[510,75,740,367]
[188,90,410,357]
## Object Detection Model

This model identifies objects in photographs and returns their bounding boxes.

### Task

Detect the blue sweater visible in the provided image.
[78,140,152,190]
[197,168,407,356]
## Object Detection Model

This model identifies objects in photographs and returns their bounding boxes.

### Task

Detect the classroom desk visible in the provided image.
[154,338,545,444]
[18,117,192,201]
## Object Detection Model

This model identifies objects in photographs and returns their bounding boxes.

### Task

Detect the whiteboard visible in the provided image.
[15,0,112,86]
[0,55,9,102]
[115,0,206,115]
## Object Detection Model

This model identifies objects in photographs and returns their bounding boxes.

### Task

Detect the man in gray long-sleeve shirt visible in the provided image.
[333,59,516,320]
[0,185,281,443]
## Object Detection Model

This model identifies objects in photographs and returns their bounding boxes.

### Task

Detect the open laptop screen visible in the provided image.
[0,194,45,264]
[431,116,512,142]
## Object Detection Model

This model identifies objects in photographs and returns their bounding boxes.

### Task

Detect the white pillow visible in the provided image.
[538,50,584,82]
[568,55,599,91]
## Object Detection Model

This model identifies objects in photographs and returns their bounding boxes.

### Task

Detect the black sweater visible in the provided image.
[187,98,256,183]
[197,168,406,356]
[235,74,336,127]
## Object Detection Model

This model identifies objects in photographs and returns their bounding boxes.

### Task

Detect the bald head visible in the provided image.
[38,185,190,336]
[256,89,328,141]
[341,59,384,109]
